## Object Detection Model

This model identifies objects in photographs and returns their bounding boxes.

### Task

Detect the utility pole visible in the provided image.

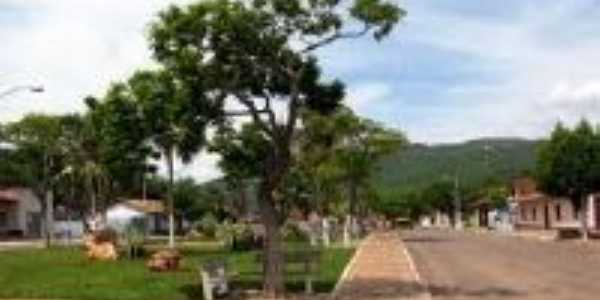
[0,85,44,99]
[454,172,463,230]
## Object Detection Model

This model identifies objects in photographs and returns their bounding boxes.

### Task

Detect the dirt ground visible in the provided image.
[403,229,600,300]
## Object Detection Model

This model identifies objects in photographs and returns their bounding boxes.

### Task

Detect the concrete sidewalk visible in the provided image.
[0,240,44,251]
[332,232,430,300]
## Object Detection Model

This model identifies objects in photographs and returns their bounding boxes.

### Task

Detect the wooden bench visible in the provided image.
[199,260,237,300]
[256,249,321,294]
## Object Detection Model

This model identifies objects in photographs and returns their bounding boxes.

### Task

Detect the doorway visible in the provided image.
[544,204,550,229]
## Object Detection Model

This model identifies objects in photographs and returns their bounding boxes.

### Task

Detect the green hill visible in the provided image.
[376,138,540,191]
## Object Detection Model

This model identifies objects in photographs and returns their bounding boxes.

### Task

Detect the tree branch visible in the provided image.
[301,24,373,53]
[224,109,271,117]
[284,69,304,141]
[236,93,275,137]
[263,92,278,129]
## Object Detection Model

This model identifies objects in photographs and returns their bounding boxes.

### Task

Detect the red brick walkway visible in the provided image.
[333,232,430,300]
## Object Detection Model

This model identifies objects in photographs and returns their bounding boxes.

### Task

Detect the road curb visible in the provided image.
[330,236,367,299]
[401,237,433,300]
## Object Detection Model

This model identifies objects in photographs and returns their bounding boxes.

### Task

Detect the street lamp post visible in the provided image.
[0,85,44,99]
[0,84,44,149]
[454,172,463,230]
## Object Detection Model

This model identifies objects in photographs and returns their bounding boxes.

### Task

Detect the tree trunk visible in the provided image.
[262,213,284,298]
[258,178,285,298]
[44,190,54,248]
[166,149,176,249]
[88,176,97,231]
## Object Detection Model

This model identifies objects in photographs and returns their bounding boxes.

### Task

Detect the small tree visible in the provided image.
[328,109,406,243]
[59,114,109,229]
[537,120,600,240]
[421,180,456,217]
[5,114,65,247]
[85,92,153,211]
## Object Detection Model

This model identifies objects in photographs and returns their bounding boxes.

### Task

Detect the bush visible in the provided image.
[232,227,262,252]
[283,222,310,243]
[216,222,263,252]
[195,213,219,238]
[123,218,146,259]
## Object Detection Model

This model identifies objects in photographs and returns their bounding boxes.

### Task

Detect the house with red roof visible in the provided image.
[511,177,600,234]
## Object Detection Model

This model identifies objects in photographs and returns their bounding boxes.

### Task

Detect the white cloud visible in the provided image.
[0,0,221,182]
[7,0,600,179]
[346,82,394,112]
[397,0,600,143]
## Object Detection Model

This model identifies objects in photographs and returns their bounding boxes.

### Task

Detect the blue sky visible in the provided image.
[2,0,600,181]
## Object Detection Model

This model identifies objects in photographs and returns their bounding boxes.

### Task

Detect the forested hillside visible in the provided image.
[376,138,540,191]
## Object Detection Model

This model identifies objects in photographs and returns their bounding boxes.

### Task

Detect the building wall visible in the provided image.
[16,189,42,236]
[587,194,600,230]
[0,202,18,233]
[0,189,41,237]
[516,198,577,229]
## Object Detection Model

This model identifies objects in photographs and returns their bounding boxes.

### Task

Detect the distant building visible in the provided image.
[419,210,451,228]
[469,196,514,232]
[511,177,592,230]
[105,199,189,235]
[0,187,42,238]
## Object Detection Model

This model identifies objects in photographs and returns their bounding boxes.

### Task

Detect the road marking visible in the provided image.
[402,235,433,300]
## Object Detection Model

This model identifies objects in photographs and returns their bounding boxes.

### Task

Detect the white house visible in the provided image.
[0,187,42,238]
[106,199,172,235]
[419,210,452,228]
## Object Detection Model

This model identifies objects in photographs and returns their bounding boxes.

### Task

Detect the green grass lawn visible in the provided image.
[0,243,353,300]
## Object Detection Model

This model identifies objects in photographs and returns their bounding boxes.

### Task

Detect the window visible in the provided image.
[556,204,562,221]
[0,211,7,228]
[532,207,537,221]
[521,207,527,221]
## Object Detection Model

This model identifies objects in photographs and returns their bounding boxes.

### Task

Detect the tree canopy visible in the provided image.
[536,120,600,238]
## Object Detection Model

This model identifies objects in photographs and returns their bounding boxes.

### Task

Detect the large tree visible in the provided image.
[149,0,403,295]
[537,120,600,240]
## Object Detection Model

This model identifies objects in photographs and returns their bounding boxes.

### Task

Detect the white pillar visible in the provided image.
[588,195,596,230]
[343,215,351,248]
[322,218,330,247]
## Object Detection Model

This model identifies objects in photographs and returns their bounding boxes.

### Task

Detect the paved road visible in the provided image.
[403,229,600,300]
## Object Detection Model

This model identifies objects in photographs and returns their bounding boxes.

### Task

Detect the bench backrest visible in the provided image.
[201,260,227,278]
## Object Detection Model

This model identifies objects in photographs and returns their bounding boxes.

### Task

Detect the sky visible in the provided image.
[2,0,600,182]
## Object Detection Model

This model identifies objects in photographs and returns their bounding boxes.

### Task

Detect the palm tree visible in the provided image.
[128,70,207,248]
[58,114,109,231]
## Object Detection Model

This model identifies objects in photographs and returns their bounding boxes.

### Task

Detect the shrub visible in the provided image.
[195,213,219,238]
[232,227,262,252]
[282,222,310,243]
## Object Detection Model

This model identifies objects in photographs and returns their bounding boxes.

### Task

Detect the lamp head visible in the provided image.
[30,85,44,93]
